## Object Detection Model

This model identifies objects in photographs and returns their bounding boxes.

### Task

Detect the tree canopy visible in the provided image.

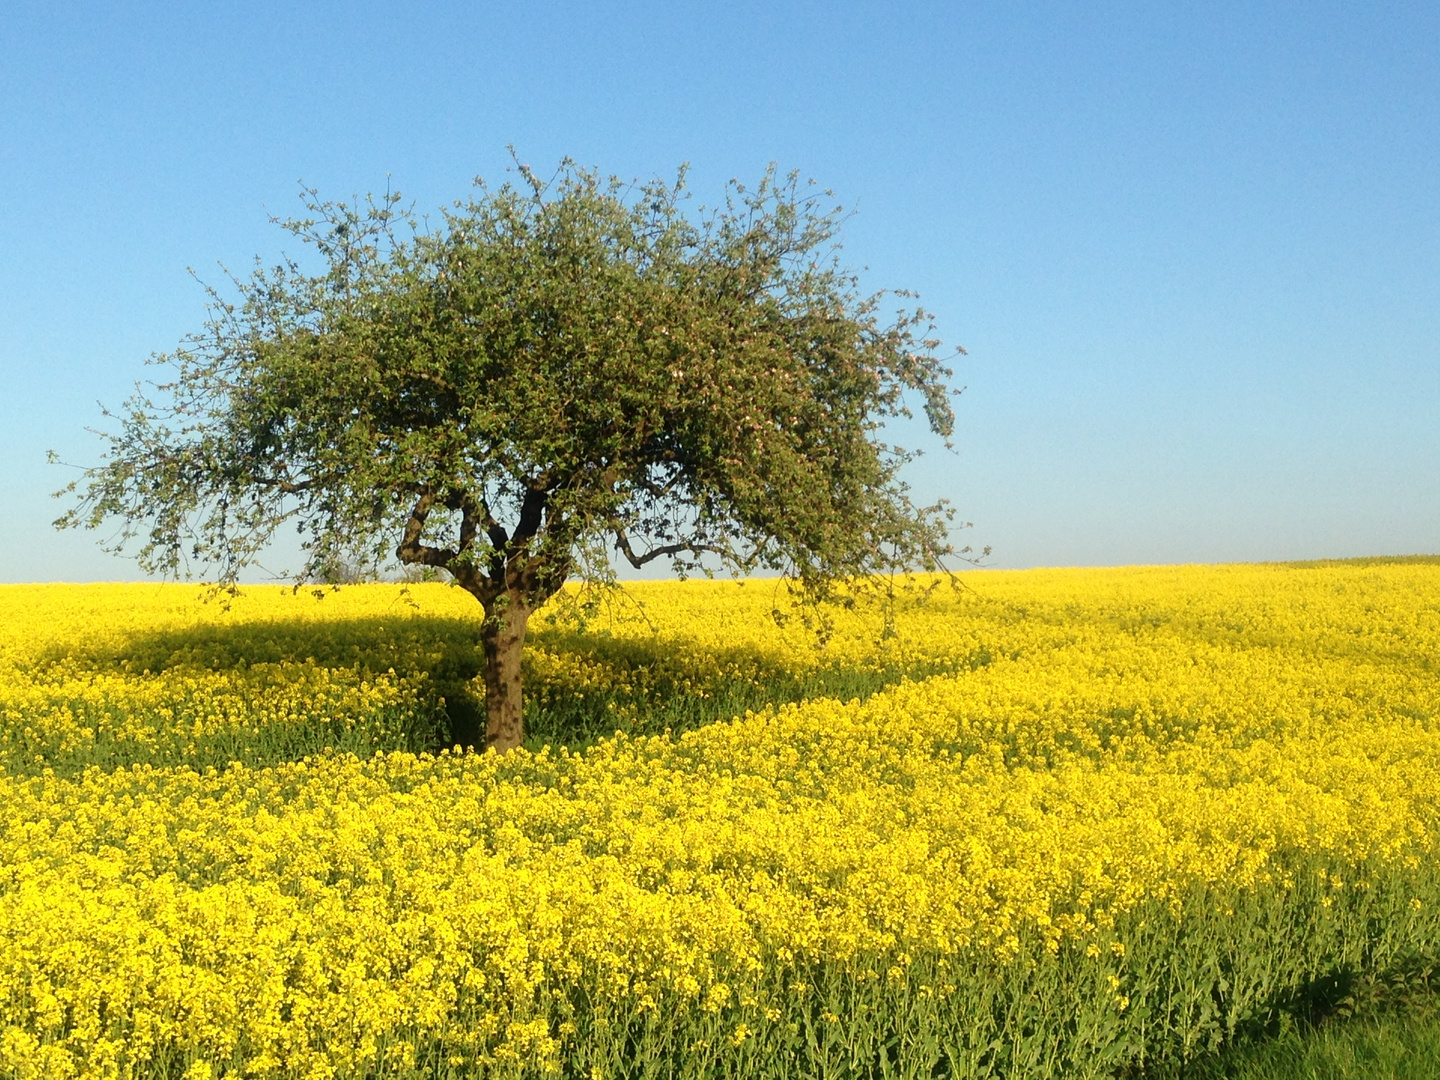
[58,160,965,751]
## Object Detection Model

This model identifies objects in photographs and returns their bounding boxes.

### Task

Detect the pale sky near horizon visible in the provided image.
[2,2,1437,583]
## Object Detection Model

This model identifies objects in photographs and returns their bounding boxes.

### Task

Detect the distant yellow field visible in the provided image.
[2,561,1439,1078]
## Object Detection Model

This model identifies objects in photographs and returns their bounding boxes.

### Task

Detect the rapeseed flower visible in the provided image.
[0,562,1437,1076]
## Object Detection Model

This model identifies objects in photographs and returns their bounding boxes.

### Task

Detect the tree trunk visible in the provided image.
[479,594,531,753]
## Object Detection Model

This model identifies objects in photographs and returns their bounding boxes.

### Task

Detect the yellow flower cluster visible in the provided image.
[0,585,446,773]
[1,560,1438,1077]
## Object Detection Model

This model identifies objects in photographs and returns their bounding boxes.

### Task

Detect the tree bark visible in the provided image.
[479,594,531,753]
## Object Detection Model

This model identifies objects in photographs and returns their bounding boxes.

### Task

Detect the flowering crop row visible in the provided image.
[1,560,1439,1077]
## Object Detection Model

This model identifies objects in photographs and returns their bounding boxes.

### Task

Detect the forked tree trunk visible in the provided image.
[479,595,531,753]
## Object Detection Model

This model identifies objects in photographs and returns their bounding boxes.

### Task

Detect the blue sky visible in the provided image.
[2,1,1436,581]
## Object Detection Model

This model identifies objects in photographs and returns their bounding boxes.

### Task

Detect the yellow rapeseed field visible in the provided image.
[2,560,1439,1078]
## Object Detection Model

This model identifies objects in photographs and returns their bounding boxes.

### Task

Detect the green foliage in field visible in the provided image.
[1166,990,1440,1079]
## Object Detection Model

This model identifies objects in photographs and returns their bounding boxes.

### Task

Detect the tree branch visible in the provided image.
[396,489,456,568]
[612,527,722,569]
[255,475,317,496]
[482,505,509,554]
[513,487,548,546]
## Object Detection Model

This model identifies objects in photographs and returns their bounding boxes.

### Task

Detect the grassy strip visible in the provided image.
[1167,1004,1440,1079]
[1145,962,1440,1079]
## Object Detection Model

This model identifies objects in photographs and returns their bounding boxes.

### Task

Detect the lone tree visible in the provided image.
[57,161,964,752]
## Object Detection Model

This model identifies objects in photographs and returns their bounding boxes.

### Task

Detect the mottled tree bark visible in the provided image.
[478,594,531,753]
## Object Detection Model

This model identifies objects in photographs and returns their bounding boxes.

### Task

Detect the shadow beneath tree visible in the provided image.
[36,609,992,768]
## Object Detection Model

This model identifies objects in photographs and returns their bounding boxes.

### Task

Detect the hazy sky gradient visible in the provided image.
[2,1,1437,581]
